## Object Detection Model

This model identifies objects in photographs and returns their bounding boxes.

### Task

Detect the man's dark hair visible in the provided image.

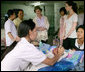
[13,9,24,18]
[18,19,35,37]
[76,25,84,32]
[18,9,23,12]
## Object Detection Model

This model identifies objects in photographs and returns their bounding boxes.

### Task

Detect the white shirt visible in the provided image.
[1,37,47,71]
[33,16,49,41]
[4,19,17,46]
[13,17,22,30]
[75,39,84,50]
[36,16,46,28]
[65,13,78,38]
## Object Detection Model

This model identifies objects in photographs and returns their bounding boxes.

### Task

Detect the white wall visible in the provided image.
[54,3,65,31]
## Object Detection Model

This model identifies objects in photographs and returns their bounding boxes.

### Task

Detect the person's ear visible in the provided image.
[29,30,34,40]
[29,30,32,36]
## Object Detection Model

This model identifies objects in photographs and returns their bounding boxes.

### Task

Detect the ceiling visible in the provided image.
[1,1,84,6]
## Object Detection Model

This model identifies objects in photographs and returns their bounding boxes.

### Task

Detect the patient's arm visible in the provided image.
[42,47,64,66]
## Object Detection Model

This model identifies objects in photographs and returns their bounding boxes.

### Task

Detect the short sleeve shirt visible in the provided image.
[36,16,46,28]
[1,37,47,71]
[4,19,17,46]
[13,17,22,29]
[65,13,78,38]
[75,39,84,50]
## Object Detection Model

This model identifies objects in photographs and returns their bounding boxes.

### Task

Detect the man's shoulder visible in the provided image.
[13,18,19,22]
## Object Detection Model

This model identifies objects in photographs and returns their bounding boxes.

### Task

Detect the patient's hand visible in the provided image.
[53,48,58,55]
[53,46,64,56]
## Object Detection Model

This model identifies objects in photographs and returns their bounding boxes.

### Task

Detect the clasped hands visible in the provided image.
[37,27,47,31]
[53,46,65,56]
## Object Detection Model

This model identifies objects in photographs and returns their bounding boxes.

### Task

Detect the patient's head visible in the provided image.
[76,25,84,39]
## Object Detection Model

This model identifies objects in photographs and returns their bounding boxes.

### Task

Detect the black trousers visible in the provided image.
[1,41,17,61]
[63,38,76,50]
[1,46,10,61]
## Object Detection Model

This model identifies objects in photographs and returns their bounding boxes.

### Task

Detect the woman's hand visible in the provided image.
[37,27,47,31]
[63,35,68,40]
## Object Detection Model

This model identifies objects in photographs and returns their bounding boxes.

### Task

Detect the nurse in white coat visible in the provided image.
[1,19,64,71]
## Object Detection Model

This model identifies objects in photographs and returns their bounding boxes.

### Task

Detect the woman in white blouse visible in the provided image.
[33,6,49,43]
[62,1,78,50]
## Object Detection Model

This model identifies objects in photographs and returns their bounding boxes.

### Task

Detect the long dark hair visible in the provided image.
[18,19,35,37]
[66,1,78,14]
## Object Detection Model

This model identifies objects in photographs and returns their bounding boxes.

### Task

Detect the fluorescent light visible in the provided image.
[34,2,40,6]
[29,2,45,6]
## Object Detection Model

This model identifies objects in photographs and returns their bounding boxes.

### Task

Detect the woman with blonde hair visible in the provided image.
[33,6,49,43]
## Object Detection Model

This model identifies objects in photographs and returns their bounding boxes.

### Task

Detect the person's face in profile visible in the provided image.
[35,9,41,15]
[18,11,24,20]
[12,13,16,20]
[77,28,84,39]
[29,27,37,41]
